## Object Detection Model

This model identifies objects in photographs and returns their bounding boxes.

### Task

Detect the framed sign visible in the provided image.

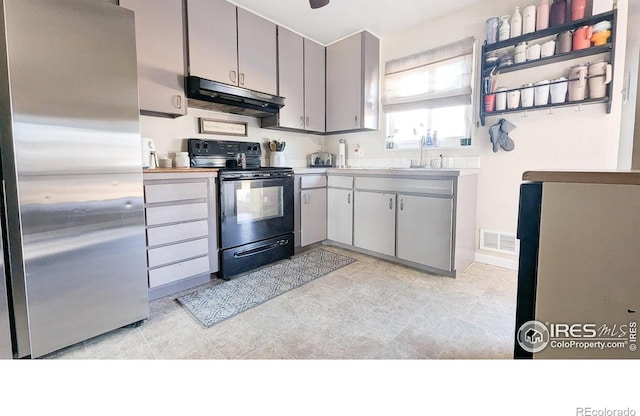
[198,118,248,136]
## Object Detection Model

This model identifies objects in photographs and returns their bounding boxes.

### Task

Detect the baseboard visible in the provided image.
[474,252,519,271]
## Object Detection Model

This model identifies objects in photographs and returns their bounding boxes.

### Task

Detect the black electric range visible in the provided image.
[188,139,294,279]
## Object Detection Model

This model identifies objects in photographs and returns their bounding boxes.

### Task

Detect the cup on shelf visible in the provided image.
[495,87,508,111]
[526,43,541,60]
[573,25,593,50]
[534,80,551,106]
[514,51,526,64]
[507,89,521,109]
[541,39,556,57]
[591,30,611,46]
[484,94,496,112]
[521,84,535,107]
[550,77,568,103]
[158,157,172,168]
[557,31,573,53]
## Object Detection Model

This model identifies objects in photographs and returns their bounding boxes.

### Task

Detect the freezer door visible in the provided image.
[0,0,148,358]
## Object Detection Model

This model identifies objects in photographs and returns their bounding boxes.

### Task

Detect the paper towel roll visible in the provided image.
[338,142,346,168]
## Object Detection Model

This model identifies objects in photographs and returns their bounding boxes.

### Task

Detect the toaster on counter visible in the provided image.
[308,151,334,167]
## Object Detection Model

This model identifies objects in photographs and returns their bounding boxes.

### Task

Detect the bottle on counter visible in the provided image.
[174,151,190,168]
[511,6,522,38]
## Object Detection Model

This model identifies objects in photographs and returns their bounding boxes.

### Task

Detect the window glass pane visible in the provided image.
[385,105,469,150]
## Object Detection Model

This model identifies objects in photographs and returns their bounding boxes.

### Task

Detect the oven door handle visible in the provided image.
[233,239,289,258]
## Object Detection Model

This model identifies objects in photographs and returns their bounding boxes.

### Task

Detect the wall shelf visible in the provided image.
[479,9,617,126]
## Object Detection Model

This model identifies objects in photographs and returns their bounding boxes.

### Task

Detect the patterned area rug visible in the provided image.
[177,249,356,328]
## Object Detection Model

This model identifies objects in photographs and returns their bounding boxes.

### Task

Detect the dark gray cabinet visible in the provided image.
[186,0,277,95]
[120,0,187,116]
[326,31,379,133]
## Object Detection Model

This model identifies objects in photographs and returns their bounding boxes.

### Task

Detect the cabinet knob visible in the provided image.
[239,73,245,86]
[306,116,310,127]
[389,197,393,209]
[175,95,182,109]
[300,116,305,127]
[400,198,404,211]
[347,193,351,204]
[354,115,359,126]
[229,70,237,83]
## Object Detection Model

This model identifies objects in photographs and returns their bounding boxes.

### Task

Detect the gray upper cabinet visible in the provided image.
[304,38,326,132]
[120,0,186,116]
[262,28,325,133]
[326,31,379,133]
[186,0,277,95]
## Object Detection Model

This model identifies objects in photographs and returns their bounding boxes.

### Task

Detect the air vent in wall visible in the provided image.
[480,229,519,255]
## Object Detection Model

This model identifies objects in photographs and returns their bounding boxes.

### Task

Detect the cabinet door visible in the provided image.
[121,0,186,116]
[186,0,238,86]
[277,27,305,129]
[326,32,362,132]
[304,38,326,132]
[327,188,353,245]
[397,194,453,271]
[354,191,395,256]
[301,188,327,246]
[237,8,277,95]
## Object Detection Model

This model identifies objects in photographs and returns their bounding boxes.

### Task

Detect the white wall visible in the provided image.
[139,108,324,167]
[325,0,629,264]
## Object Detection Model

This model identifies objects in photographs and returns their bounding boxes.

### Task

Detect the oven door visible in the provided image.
[219,174,294,249]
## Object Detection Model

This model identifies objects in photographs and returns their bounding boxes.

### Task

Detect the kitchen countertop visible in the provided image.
[143,168,220,173]
[327,167,480,177]
[523,170,640,185]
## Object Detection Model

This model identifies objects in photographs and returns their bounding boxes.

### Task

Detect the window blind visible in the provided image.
[382,37,476,113]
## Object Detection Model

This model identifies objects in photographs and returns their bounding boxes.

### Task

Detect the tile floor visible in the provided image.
[45,246,518,360]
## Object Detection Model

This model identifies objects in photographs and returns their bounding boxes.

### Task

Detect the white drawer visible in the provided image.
[328,175,353,189]
[147,238,209,268]
[147,220,209,247]
[145,182,208,204]
[148,256,210,288]
[355,177,453,196]
[145,203,208,226]
[301,175,327,189]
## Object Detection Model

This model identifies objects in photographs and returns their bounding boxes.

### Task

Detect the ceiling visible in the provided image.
[228,0,481,45]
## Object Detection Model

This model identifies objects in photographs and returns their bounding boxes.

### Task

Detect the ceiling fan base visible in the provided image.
[309,0,330,9]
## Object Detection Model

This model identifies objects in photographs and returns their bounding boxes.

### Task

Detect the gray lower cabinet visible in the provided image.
[294,174,327,248]
[327,171,477,277]
[353,191,395,256]
[120,0,186,116]
[143,172,219,299]
[327,180,353,246]
[326,30,379,133]
[186,0,277,95]
[396,194,453,271]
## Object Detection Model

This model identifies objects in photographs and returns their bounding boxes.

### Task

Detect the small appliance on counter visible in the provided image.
[308,151,334,168]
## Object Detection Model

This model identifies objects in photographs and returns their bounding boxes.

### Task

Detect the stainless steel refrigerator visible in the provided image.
[0,0,149,358]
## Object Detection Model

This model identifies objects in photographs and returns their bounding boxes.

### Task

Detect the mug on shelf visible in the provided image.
[507,89,521,109]
[526,43,541,60]
[495,87,508,111]
[484,94,496,112]
[588,60,612,99]
[534,80,551,106]
[521,84,535,107]
[550,77,568,104]
[573,25,593,50]
[541,39,556,58]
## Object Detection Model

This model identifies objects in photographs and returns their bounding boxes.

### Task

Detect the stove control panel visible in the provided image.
[188,139,262,158]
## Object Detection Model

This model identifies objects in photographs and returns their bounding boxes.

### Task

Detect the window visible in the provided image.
[382,37,476,150]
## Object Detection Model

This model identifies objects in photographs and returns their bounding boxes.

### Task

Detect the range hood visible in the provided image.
[186,76,285,118]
